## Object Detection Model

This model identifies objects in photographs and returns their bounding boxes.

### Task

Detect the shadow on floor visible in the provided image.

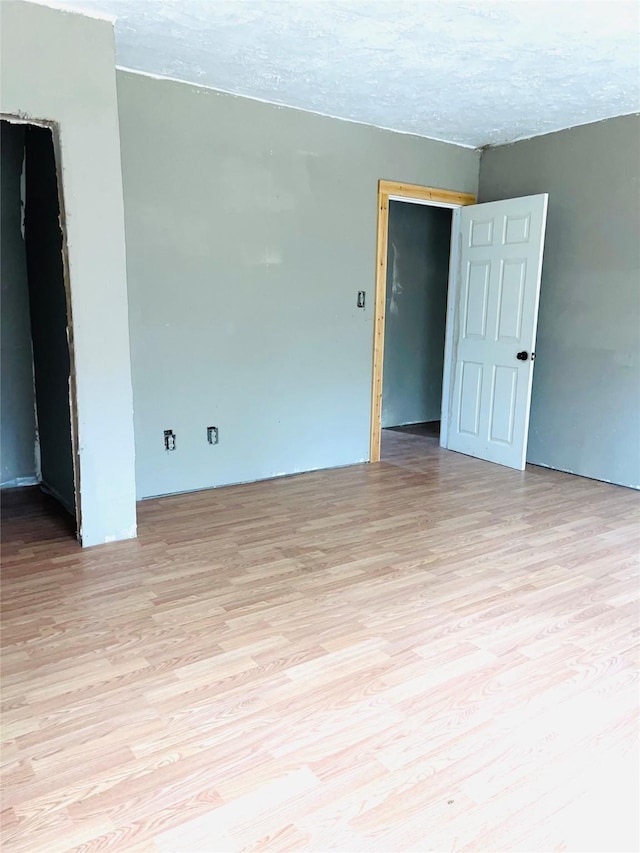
[385,420,441,439]
[1,486,76,546]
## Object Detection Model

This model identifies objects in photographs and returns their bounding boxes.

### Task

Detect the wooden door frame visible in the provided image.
[370,179,476,462]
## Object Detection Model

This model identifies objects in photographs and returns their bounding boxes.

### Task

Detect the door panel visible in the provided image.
[497,260,526,341]
[447,194,548,470]
[464,262,490,338]
[489,365,517,444]
[459,361,483,435]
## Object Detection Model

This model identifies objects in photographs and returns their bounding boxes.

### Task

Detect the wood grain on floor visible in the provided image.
[1,431,639,852]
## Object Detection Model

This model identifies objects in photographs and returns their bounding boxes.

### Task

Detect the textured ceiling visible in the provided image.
[38,0,640,147]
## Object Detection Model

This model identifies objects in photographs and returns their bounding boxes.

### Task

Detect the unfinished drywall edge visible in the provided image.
[1,1,137,546]
[50,123,82,536]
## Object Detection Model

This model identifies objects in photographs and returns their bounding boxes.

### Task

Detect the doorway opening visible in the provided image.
[370,180,476,463]
[381,200,453,459]
[371,180,549,471]
[0,119,79,541]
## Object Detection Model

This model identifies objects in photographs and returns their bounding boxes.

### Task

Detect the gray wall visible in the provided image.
[1,1,137,546]
[24,125,75,513]
[0,121,37,487]
[382,201,452,428]
[479,114,640,489]
[116,70,479,499]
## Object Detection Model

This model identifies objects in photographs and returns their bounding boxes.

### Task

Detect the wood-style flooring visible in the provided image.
[2,430,639,852]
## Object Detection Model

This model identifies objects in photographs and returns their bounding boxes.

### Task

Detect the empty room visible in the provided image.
[1,1,639,851]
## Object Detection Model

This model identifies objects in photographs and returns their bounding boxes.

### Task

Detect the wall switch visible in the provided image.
[207,426,219,445]
[164,429,176,451]
[357,290,366,308]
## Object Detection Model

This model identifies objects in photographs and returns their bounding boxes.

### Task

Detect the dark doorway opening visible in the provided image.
[380,200,452,460]
[0,119,76,538]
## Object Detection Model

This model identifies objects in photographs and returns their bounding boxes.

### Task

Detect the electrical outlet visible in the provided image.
[164,429,176,451]
[207,426,219,445]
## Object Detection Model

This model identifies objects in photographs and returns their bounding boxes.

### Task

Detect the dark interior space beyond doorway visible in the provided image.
[0,119,76,528]
[381,201,452,430]
[24,124,75,513]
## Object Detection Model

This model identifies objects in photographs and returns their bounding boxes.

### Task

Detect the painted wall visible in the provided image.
[116,70,479,499]
[479,114,640,489]
[0,1,137,544]
[24,125,76,513]
[0,121,37,488]
[382,201,452,428]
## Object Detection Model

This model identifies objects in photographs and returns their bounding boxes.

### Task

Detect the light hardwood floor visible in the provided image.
[2,431,639,852]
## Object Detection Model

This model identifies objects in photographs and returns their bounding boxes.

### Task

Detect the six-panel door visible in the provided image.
[447,194,549,470]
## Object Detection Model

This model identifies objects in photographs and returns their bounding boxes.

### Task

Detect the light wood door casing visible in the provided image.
[370,180,476,462]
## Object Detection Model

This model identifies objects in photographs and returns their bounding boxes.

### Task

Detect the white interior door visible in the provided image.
[445,194,548,470]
